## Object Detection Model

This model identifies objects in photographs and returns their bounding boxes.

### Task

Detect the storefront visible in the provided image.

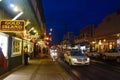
[11,37,22,57]
[92,39,115,53]
[23,40,34,58]
[117,39,120,49]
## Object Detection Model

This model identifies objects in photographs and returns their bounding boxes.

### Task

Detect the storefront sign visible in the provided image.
[0,20,25,32]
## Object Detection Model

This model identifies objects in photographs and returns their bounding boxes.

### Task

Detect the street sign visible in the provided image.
[0,20,25,32]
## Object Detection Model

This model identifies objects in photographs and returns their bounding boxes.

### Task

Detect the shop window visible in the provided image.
[23,41,34,53]
[12,37,22,56]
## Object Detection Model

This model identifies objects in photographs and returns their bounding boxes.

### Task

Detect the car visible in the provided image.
[50,48,58,61]
[102,49,120,62]
[86,50,100,58]
[64,50,90,66]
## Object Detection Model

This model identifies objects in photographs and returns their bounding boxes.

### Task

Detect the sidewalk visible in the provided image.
[0,56,74,80]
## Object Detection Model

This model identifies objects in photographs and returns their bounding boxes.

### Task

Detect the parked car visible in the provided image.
[64,50,90,66]
[102,49,120,63]
[86,50,100,58]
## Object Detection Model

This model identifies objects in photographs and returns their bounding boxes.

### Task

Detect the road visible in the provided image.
[59,58,120,80]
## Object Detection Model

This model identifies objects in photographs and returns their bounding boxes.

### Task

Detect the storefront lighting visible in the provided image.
[13,7,18,12]
[33,30,37,33]
[12,11,23,20]
[98,40,102,45]
[117,34,120,37]
[10,4,20,12]
[28,27,34,32]
[92,41,96,44]
[10,4,23,20]
[103,39,106,42]
[10,4,14,8]
[46,37,49,40]
[25,20,31,27]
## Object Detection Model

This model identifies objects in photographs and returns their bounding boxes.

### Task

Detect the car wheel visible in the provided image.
[116,57,120,63]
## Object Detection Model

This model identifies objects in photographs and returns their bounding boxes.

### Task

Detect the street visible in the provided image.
[59,58,120,80]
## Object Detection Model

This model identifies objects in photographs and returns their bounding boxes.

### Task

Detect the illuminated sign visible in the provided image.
[0,20,25,32]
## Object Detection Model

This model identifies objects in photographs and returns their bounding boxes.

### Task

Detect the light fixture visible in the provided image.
[10,4,19,12]
[25,20,31,27]
[33,30,37,33]
[13,7,18,12]
[49,32,52,36]
[28,27,34,32]
[92,41,96,44]
[98,40,102,45]
[10,4,23,20]
[10,4,15,8]
[50,28,52,31]
[12,11,23,20]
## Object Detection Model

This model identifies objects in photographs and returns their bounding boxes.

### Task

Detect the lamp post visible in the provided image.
[48,28,53,46]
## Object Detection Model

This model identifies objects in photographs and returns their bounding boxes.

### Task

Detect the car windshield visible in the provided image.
[70,51,85,56]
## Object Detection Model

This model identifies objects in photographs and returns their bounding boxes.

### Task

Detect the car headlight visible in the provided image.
[54,53,57,55]
[87,58,90,62]
[72,58,77,62]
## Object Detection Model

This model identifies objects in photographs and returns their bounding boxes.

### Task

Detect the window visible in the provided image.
[12,37,22,56]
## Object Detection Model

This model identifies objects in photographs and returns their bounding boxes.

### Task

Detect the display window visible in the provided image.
[28,42,34,53]
[23,40,34,53]
[117,39,120,48]
[12,37,22,56]
[0,33,9,58]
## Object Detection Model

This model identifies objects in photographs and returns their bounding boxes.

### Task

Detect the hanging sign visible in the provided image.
[0,20,25,32]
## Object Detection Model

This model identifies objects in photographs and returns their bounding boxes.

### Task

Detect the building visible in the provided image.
[0,0,45,75]
[92,9,120,52]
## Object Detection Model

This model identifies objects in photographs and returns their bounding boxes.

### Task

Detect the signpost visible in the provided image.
[0,20,25,32]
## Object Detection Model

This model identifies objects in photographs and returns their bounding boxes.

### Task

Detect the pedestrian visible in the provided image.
[23,46,29,65]
[0,47,7,69]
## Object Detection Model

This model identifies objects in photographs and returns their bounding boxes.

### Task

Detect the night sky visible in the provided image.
[42,0,120,45]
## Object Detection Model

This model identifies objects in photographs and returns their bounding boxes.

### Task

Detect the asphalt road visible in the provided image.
[59,58,120,80]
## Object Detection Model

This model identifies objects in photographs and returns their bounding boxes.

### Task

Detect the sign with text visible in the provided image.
[0,20,25,32]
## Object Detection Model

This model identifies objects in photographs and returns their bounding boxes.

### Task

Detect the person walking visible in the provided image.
[23,46,29,65]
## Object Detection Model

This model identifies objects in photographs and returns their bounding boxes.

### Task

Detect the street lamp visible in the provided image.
[50,28,53,32]
[49,32,52,36]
